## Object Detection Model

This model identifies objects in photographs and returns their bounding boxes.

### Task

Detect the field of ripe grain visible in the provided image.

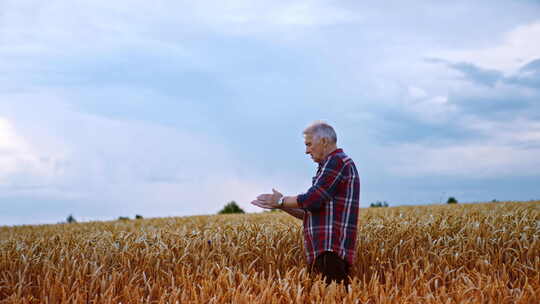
[1,201,539,303]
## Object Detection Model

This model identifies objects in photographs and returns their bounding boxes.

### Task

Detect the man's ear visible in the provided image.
[320,137,328,146]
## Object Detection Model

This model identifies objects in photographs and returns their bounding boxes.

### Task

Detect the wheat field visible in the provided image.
[1,201,539,303]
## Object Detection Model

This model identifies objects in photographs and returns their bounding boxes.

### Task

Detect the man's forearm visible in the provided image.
[281,195,300,209]
[280,207,305,220]
[278,196,304,220]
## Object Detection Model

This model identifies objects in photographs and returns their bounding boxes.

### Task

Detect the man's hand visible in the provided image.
[251,188,283,209]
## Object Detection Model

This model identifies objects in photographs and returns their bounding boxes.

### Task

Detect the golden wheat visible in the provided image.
[1,201,539,303]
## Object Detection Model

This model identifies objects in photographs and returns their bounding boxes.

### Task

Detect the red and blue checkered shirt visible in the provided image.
[297,148,360,266]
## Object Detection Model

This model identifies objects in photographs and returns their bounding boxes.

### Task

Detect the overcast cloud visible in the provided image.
[1,0,539,225]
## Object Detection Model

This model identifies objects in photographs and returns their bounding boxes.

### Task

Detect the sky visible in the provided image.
[1,1,539,226]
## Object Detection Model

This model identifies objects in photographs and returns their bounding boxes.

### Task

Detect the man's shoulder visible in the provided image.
[326,150,356,170]
[333,150,355,165]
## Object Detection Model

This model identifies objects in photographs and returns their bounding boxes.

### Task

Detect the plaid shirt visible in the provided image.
[297,148,360,266]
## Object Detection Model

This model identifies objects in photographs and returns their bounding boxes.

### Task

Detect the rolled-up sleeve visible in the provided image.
[297,157,343,211]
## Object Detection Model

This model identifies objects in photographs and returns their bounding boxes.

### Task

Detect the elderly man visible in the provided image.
[251,121,360,285]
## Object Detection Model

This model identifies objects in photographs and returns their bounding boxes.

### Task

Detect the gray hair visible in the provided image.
[303,121,337,144]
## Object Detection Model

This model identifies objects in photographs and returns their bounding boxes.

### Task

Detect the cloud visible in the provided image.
[0,117,64,188]
[384,55,540,177]
[448,62,503,87]
[451,85,534,118]
[389,142,540,178]
[464,118,540,149]
[432,21,540,74]
[408,86,428,99]
[520,58,540,72]
[2,1,540,224]
[422,57,540,121]
[0,89,284,223]
[406,95,458,125]
[507,58,540,87]
[431,56,540,89]
[0,0,358,55]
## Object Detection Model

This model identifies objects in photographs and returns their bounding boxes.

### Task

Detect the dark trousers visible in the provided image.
[311,251,350,285]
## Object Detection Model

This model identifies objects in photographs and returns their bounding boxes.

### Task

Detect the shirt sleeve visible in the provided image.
[297,156,343,211]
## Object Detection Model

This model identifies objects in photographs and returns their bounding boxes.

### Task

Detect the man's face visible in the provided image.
[304,133,326,163]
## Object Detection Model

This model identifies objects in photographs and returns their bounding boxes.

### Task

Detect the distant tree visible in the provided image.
[370,201,389,208]
[218,201,245,214]
[447,197,458,204]
[491,199,498,203]
[135,214,144,219]
[118,216,130,221]
[66,214,77,223]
